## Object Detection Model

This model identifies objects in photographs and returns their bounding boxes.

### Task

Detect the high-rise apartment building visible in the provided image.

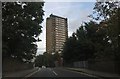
[46,14,68,54]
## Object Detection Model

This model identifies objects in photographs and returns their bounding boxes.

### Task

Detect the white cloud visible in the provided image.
[36,2,95,55]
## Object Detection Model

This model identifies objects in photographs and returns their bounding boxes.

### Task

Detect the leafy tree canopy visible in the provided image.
[2,2,44,62]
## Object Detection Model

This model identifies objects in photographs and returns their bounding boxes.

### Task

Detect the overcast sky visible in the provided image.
[36,2,95,55]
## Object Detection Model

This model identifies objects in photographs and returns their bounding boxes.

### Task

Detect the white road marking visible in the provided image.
[25,68,41,77]
[52,71,58,76]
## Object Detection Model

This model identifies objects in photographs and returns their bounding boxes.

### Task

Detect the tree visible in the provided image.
[76,22,98,60]
[35,52,55,67]
[63,20,109,63]
[63,33,78,63]
[91,2,119,21]
[2,2,44,62]
[92,1,120,73]
[35,54,44,67]
[63,2,120,71]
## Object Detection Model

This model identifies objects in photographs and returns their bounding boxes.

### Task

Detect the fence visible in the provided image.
[72,60,117,74]
[73,61,88,68]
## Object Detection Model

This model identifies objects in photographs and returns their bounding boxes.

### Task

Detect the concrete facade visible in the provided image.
[46,14,68,54]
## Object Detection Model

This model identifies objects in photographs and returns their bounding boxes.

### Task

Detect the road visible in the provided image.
[26,67,99,79]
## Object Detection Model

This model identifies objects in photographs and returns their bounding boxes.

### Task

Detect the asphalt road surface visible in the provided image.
[26,67,100,79]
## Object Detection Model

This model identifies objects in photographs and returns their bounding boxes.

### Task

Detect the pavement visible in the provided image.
[30,67,94,78]
[66,67,120,79]
[2,67,98,79]
[3,67,39,77]
[2,67,120,79]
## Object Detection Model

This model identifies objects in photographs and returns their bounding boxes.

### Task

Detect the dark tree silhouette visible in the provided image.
[2,2,44,62]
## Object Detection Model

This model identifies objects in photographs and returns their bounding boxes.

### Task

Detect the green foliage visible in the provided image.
[63,2,120,64]
[92,1,120,73]
[92,1,120,60]
[35,51,64,67]
[63,21,98,63]
[35,54,44,67]
[35,52,55,67]
[2,2,44,62]
[92,2,119,20]
[63,33,78,63]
